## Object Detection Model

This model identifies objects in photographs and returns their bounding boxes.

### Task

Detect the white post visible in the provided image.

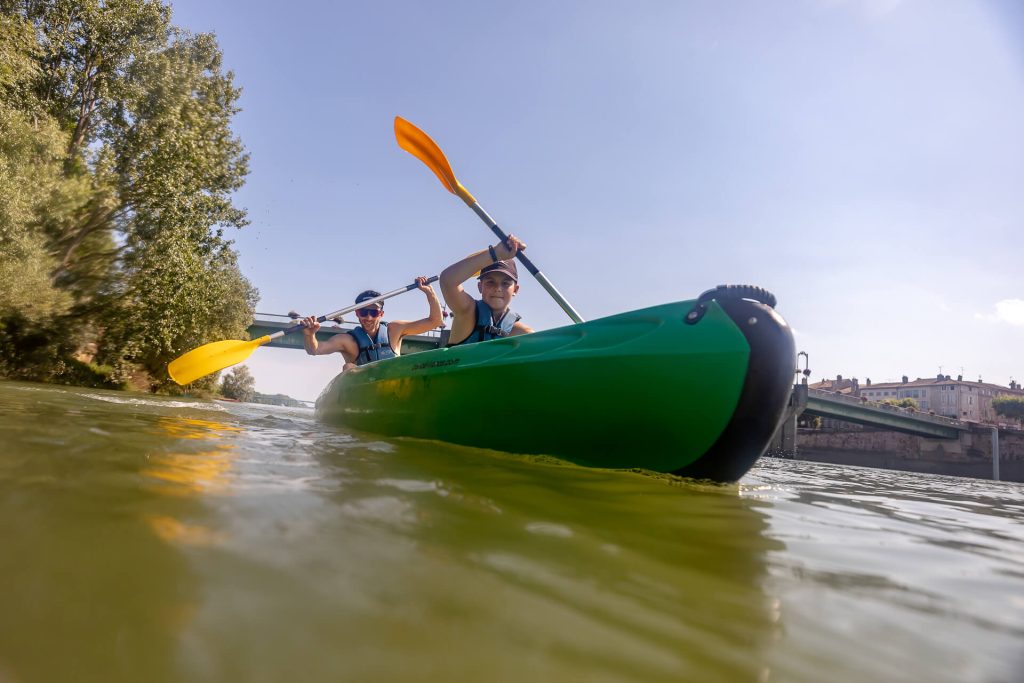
[991,427,1000,481]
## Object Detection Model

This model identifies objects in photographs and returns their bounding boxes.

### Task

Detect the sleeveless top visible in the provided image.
[448,300,521,347]
[348,322,396,365]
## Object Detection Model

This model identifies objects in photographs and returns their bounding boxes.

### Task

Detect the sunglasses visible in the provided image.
[356,307,382,318]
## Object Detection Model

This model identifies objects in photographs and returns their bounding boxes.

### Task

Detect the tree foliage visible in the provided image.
[880,397,919,410]
[251,393,304,407]
[97,233,257,389]
[992,396,1024,422]
[221,364,255,403]
[0,14,73,324]
[0,1,256,390]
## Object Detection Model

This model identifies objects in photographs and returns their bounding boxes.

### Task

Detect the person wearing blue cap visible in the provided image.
[300,276,441,371]
[440,235,535,346]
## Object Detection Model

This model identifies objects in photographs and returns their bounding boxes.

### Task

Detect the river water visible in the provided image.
[0,380,1021,683]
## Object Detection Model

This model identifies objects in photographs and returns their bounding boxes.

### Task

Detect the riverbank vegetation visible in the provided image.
[993,396,1024,427]
[220,365,254,402]
[880,397,920,410]
[220,365,304,406]
[0,0,255,393]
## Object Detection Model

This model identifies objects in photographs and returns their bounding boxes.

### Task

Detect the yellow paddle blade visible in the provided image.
[394,116,477,205]
[167,336,271,385]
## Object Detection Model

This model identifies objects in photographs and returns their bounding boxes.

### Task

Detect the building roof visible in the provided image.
[862,377,1024,395]
[808,378,859,395]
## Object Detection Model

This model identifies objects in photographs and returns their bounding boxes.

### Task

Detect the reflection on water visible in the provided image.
[0,381,1022,683]
[147,514,226,547]
[142,417,241,496]
[139,417,245,552]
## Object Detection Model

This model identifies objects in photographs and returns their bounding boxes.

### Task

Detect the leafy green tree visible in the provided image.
[880,397,919,410]
[0,15,70,322]
[0,120,72,324]
[97,232,257,390]
[4,0,171,300]
[0,13,80,381]
[221,364,255,403]
[992,396,1024,423]
[1,1,255,389]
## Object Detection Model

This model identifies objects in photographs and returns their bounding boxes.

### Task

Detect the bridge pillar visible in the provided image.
[992,427,1001,481]
[770,383,807,458]
[779,413,798,455]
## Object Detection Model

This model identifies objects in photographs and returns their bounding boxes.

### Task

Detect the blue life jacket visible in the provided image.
[449,300,521,347]
[348,322,396,365]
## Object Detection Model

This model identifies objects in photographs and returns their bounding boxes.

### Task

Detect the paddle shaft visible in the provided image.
[393,117,584,325]
[271,276,439,339]
[467,202,584,324]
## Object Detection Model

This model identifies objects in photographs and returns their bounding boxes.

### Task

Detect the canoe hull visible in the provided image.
[316,293,795,481]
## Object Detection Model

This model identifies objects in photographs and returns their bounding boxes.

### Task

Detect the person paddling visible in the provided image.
[300,276,442,371]
[440,235,535,346]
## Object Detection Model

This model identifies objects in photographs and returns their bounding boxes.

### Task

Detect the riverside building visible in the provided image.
[854,375,1024,425]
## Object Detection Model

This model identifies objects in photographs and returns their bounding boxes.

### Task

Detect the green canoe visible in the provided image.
[315,285,795,482]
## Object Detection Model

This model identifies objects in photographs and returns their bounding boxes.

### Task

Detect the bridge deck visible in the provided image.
[802,388,967,439]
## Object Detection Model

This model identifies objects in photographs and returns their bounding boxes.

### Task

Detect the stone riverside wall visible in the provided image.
[791,426,1024,482]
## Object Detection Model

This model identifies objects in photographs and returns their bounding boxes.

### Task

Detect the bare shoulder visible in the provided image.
[511,320,534,335]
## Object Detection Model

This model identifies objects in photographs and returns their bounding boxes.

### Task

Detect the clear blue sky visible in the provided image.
[170,0,1024,402]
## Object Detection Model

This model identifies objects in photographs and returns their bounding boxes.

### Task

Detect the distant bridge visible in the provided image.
[247,314,446,354]
[773,383,971,454]
[802,387,968,439]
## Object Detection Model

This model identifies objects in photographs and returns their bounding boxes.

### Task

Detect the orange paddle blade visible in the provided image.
[394,117,476,205]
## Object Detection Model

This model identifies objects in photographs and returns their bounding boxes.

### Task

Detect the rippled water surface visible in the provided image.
[1,381,1022,682]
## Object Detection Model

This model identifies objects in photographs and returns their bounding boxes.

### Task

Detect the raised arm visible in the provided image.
[301,316,355,358]
[389,277,443,340]
[439,235,525,316]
